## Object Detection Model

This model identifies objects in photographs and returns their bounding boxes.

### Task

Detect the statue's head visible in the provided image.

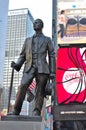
[33,19,44,31]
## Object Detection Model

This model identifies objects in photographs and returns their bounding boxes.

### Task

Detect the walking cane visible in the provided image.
[7,68,14,113]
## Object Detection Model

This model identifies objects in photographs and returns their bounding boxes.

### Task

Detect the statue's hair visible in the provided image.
[34,19,44,28]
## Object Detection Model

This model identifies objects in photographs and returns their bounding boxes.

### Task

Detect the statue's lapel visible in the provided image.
[28,37,33,50]
[38,35,45,49]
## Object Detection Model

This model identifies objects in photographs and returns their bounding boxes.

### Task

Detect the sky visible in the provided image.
[9,0,52,37]
[8,0,86,36]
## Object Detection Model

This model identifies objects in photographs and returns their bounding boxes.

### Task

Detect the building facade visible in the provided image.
[0,0,9,112]
[0,0,9,91]
[1,8,34,114]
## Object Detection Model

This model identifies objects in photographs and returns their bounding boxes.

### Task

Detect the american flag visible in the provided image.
[29,79,36,92]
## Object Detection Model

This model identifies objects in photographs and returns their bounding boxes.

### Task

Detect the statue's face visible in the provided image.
[33,19,43,31]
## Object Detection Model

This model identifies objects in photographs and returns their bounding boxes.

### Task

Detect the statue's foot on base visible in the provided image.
[7,110,19,116]
[33,109,41,116]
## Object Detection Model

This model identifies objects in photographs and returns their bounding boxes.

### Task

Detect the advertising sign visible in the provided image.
[56,47,86,104]
[58,0,86,44]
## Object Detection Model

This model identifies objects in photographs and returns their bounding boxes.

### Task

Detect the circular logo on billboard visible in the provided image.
[63,68,85,94]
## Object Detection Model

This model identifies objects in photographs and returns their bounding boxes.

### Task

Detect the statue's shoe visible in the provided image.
[7,110,19,116]
[32,109,41,116]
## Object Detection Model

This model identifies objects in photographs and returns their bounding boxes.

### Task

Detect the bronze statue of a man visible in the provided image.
[8,19,56,116]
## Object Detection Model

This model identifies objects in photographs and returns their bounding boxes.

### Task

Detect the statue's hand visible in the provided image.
[49,73,55,79]
[11,61,20,71]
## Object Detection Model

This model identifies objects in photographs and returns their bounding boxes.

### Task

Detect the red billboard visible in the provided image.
[56,47,86,104]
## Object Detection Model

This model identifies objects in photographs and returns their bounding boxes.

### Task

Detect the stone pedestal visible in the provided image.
[0,115,44,130]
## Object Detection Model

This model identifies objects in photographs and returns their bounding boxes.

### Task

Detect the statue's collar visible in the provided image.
[33,33,43,38]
